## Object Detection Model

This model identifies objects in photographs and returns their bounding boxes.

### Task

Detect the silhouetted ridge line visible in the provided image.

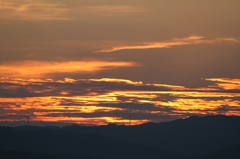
[0,126,185,159]
[61,115,240,155]
[0,115,240,158]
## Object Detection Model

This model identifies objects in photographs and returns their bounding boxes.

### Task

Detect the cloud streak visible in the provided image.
[0,61,139,78]
[0,0,144,21]
[0,0,69,21]
[78,5,144,16]
[205,78,240,90]
[96,36,240,53]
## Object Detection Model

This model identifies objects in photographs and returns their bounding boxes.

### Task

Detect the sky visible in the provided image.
[0,0,240,126]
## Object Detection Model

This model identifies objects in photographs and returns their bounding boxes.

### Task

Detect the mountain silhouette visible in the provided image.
[62,115,240,155]
[0,126,184,159]
[1,115,240,158]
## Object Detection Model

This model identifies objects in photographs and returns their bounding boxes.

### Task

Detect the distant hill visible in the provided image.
[188,144,240,159]
[0,126,184,159]
[1,144,240,159]
[62,115,240,155]
[0,115,240,158]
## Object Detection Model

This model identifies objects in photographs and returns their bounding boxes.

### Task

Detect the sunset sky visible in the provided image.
[0,0,240,126]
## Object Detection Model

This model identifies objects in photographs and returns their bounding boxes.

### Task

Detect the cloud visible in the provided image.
[77,5,144,16]
[43,109,174,121]
[0,0,69,21]
[0,77,183,98]
[0,0,144,21]
[96,36,240,53]
[0,77,240,125]
[205,78,240,90]
[0,60,139,78]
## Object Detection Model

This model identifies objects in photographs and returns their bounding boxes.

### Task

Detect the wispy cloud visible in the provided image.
[96,36,240,53]
[78,5,144,16]
[0,0,144,21]
[0,60,139,78]
[205,78,240,90]
[0,0,69,21]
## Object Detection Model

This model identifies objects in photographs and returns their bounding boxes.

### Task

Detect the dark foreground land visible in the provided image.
[1,115,240,159]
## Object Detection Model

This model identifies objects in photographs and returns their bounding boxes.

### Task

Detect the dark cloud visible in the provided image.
[0,77,232,98]
[44,110,175,121]
[0,115,30,120]
[0,79,176,98]
[0,87,37,98]
[213,105,240,112]
[98,103,176,112]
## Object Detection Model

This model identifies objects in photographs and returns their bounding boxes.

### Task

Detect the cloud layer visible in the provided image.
[0,77,239,125]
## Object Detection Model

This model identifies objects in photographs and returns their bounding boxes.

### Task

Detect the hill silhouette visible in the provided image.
[62,115,240,155]
[0,115,240,158]
[0,126,184,159]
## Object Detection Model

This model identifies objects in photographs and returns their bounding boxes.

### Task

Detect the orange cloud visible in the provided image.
[0,60,139,78]
[96,36,240,53]
[205,78,240,90]
[90,78,144,85]
[1,77,240,125]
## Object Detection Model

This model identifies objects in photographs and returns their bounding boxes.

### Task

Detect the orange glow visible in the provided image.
[0,60,139,78]
[150,84,186,90]
[56,95,118,102]
[96,36,240,53]
[206,78,240,90]
[90,78,143,85]
[33,115,148,126]
[0,77,240,125]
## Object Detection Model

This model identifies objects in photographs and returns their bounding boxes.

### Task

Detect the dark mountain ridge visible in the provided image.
[0,126,184,159]
[62,115,240,155]
[1,115,240,158]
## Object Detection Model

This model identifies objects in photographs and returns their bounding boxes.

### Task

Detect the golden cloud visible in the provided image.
[205,78,240,90]
[0,60,139,78]
[0,77,240,125]
[96,36,240,53]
